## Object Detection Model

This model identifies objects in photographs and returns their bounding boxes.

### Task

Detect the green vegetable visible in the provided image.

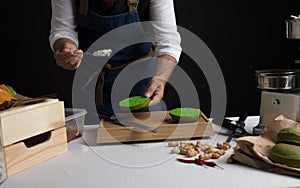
[119,96,150,111]
[169,107,201,123]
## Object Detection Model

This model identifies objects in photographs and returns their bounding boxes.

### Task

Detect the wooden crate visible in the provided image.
[0,99,68,176]
[97,111,214,144]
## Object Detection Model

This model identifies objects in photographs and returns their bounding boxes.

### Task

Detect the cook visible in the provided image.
[49,0,182,117]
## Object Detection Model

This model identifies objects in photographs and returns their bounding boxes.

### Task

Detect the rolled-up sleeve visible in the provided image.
[49,0,79,51]
[149,0,182,63]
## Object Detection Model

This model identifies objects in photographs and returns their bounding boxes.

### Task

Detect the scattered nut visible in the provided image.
[211,153,221,159]
[180,149,188,155]
[204,148,216,154]
[187,149,197,157]
[226,155,235,164]
[223,142,231,148]
[168,141,179,147]
[198,144,211,151]
[171,146,180,154]
[168,140,231,160]
[199,153,213,160]
[234,144,240,153]
[179,142,187,149]
[195,147,201,153]
[216,142,232,150]
[216,149,226,156]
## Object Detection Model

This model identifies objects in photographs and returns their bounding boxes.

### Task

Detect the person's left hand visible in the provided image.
[144,76,167,106]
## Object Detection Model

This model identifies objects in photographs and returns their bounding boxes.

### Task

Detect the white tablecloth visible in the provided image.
[1,116,300,188]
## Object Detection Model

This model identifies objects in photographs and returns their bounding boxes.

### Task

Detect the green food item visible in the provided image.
[6,85,16,97]
[277,128,300,145]
[269,143,300,168]
[169,107,202,123]
[119,96,150,111]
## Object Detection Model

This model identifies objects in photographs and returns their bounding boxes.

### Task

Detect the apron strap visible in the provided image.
[80,0,89,16]
[127,0,139,12]
[96,48,154,106]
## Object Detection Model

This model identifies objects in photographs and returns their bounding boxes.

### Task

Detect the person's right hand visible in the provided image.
[53,39,83,70]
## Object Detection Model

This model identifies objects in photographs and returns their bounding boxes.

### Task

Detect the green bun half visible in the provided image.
[169,107,201,123]
[269,143,300,168]
[277,128,300,145]
[119,96,150,111]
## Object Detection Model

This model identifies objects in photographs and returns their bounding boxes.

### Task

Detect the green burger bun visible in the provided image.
[119,96,150,111]
[269,143,300,168]
[277,128,300,145]
[169,107,201,123]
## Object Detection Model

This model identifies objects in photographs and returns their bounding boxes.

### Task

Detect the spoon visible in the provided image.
[74,49,112,57]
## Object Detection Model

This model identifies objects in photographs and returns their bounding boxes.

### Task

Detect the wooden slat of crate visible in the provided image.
[0,99,65,146]
[96,111,214,144]
[4,126,68,176]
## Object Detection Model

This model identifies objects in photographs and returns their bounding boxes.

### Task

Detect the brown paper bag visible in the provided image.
[229,115,300,177]
[0,93,58,111]
[0,83,57,111]
[12,93,58,107]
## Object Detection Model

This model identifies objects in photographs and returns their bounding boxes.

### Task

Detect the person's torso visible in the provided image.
[76,0,153,64]
[75,0,150,20]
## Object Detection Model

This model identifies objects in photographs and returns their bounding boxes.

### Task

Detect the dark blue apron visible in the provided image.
[77,0,155,116]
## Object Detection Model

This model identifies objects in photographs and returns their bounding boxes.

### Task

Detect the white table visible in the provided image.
[1,116,300,188]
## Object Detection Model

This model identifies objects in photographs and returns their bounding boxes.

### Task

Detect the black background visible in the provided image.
[1,0,300,118]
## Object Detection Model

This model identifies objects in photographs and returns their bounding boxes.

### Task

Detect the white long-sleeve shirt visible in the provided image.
[49,0,182,62]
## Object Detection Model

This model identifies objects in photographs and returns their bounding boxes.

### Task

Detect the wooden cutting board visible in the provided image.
[96,111,214,144]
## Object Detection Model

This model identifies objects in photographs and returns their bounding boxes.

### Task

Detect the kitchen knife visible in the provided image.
[99,113,157,133]
[114,118,157,133]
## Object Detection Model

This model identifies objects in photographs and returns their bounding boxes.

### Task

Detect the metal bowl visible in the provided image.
[255,69,300,90]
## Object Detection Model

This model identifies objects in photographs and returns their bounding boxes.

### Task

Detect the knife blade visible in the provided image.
[114,117,157,133]
[99,113,157,133]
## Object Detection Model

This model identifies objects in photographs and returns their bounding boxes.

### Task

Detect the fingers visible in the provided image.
[145,77,166,106]
[53,50,83,70]
[145,83,164,99]
[59,59,81,70]
[148,97,161,107]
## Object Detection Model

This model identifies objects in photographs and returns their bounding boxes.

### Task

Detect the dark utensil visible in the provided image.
[98,112,157,133]
[212,113,252,143]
